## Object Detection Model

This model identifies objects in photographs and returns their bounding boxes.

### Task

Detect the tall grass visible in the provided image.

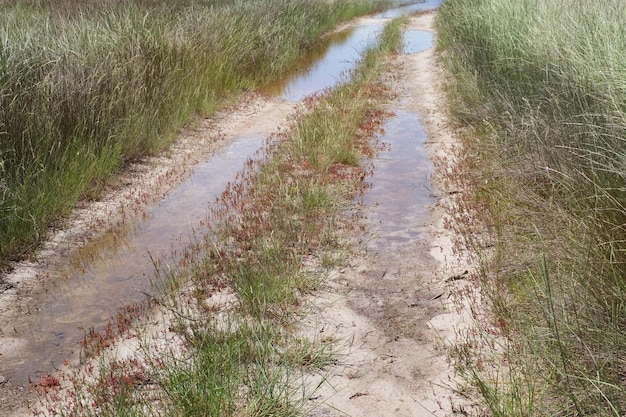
[437,0,626,415]
[0,0,376,267]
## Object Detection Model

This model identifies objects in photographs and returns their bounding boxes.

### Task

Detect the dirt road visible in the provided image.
[1,11,476,417]
[302,13,476,416]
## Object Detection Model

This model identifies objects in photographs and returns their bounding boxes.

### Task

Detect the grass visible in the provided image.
[436,0,626,415]
[0,0,379,269]
[33,11,406,417]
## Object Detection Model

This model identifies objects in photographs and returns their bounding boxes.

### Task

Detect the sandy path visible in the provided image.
[304,13,476,417]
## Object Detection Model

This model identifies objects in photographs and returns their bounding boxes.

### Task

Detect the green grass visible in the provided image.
[437,0,626,415]
[0,0,378,268]
[38,12,405,417]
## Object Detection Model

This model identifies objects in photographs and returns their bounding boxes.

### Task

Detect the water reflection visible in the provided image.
[363,111,434,252]
[402,30,434,54]
[262,25,383,101]
[361,25,435,252]
[372,0,443,19]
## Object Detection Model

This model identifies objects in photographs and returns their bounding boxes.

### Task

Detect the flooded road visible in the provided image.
[363,109,434,253]
[303,14,469,416]
[0,1,440,386]
[3,134,267,381]
[373,0,441,19]
[263,25,382,101]
[360,21,437,254]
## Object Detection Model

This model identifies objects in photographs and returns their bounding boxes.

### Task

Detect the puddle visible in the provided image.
[264,0,442,101]
[0,1,439,385]
[262,24,383,102]
[2,134,265,382]
[372,0,442,19]
[362,110,435,253]
[402,30,434,54]
[361,26,435,253]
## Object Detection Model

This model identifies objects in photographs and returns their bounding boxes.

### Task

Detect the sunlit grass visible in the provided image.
[437,0,626,415]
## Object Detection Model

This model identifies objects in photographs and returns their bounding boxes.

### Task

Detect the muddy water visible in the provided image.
[361,31,435,253]
[0,5,433,385]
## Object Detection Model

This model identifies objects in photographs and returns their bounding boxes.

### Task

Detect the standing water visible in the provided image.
[373,0,442,19]
[0,1,440,386]
[361,27,437,252]
[263,24,382,101]
[363,110,434,253]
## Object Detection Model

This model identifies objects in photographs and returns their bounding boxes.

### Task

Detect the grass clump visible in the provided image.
[437,0,626,415]
[37,14,404,417]
[0,0,377,269]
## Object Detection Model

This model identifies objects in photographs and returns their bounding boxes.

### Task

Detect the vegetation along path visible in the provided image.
[0,3,481,417]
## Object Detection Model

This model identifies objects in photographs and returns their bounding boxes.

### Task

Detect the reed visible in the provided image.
[437,0,626,415]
